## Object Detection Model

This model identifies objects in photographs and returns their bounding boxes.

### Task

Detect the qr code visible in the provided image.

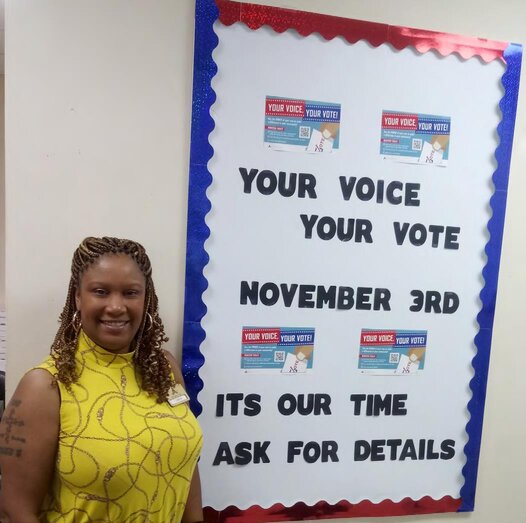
[274,351,286,363]
[299,126,311,139]
[412,138,423,151]
[389,352,400,364]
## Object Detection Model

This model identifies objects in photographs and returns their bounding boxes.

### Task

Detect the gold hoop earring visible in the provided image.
[145,313,153,332]
[71,310,81,334]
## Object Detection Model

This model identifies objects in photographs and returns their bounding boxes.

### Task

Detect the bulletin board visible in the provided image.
[182,0,522,520]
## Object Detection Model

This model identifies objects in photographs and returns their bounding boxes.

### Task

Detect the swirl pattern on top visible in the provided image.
[38,331,203,522]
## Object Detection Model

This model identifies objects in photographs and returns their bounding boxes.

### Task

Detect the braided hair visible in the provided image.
[50,236,174,402]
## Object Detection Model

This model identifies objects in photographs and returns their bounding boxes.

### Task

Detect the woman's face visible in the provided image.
[75,253,146,354]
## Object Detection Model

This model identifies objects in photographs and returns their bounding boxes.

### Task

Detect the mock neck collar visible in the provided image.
[77,330,135,366]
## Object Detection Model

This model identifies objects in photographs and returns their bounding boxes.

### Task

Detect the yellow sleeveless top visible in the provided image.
[36,331,203,523]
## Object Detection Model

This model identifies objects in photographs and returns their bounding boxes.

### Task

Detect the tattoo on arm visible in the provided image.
[0,446,22,457]
[0,399,26,458]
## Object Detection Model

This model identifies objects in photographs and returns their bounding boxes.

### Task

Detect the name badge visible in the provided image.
[168,383,190,406]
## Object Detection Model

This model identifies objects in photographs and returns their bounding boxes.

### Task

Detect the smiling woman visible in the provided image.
[75,253,147,354]
[0,237,203,523]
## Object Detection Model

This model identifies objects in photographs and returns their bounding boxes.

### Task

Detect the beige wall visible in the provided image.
[5,0,195,386]
[4,1,526,522]
[0,74,4,308]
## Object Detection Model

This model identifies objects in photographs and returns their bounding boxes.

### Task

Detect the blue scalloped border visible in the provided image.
[182,0,219,416]
[183,0,523,511]
[459,43,522,512]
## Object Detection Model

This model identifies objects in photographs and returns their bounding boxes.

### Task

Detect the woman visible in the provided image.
[0,237,203,523]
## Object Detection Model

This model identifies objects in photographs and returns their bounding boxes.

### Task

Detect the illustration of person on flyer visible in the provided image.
[396,347,426,374]
[307,122,340,153]
[418,134,450,165]
[281,345,314,374]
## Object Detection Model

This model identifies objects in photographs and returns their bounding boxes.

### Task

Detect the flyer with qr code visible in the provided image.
[241,327,315,373]
[358,329,427,375]
[264,96,341,153]
[380,110,451,166]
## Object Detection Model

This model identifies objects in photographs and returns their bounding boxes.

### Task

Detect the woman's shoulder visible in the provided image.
[31,354,57,375]
[10,364,60,411]
[13,356,60,398]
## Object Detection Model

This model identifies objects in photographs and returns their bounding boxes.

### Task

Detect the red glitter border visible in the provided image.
[204,496,462,522]
[217,0,507,62]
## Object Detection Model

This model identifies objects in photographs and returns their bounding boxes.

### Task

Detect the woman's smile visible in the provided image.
[100,319,130,330]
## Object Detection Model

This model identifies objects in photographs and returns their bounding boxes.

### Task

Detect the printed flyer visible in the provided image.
[380,110,451,166]
[264,96,341,153]
[241,326,315,373]
[358,329,427,375]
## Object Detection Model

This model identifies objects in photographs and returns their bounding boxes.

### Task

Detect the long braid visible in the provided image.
[50,237,174,402]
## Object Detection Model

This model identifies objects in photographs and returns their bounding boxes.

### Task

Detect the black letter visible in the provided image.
[213,442,234,465]
[240,281,258,305]
[280,283,298,307]
[386,181,403,205]
[244,394,261,416]
[399,440,417,461]
[287,441,303,463]
[278,393,296,415]
[386,439,402,460]
[315,394,332,415]
[350,394,366,415]
[234,442,252,465]
[405,183,421,206]
[443,292,459,314]
[253,441,271,463]
[256,170,277,195]
[239,167,258,193]
[317,217,336,241]
[444,226,461,250]
[426,439,440,460]
[226,393,244,415]
[373,394,391,416]
[371,440,386,461]
[278,171,297,197]
[322,441,339,462]
[298,173,318,198]
[409,290,424,312]
[374,288,391,311]
[392,394,407,415]
[440,439,456,460]
[216,394,225,416]
[428,224,445,247]
[393,222,409,245]
[339,176,356,200]
[337,287,354,310]
[355,220,373,243]
[260,283,279,306]
[316,286,336,309]
[354,440,370,461]
[298,285,316,308]
[408,223,427,246]
[300,214,318,239]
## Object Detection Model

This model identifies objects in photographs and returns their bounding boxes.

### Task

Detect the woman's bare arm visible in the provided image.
[163,350,204,522]
[0,369,60,523]
[182,465,203,523]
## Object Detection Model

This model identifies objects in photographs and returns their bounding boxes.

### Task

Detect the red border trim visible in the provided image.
[205,496,462,522]
[217,0,507,62]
